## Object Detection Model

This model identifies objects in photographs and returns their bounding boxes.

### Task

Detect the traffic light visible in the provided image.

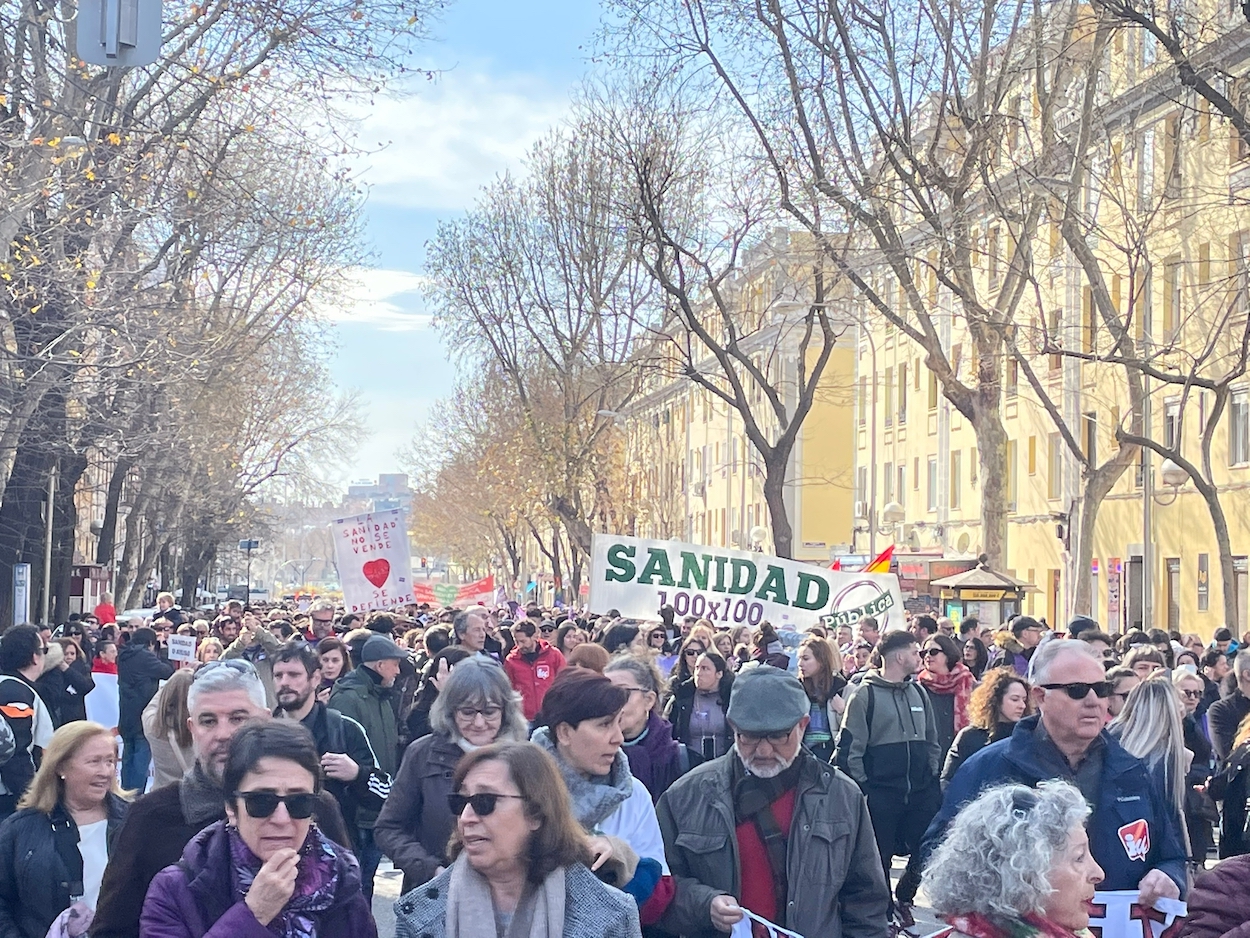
[77,0,163,67]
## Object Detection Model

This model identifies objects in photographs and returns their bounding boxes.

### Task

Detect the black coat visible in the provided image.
[116,645,172,739]
[1208,740,1250,858]
[35,662,95,727]
[664,674,734,753]
[373,731,462,893]
[0,793,128,938]
[940,721,1016,787]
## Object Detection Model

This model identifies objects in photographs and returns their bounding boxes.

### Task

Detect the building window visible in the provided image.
[1006,358,1019,398]
[928,370,939,410]
[1005,440,1018,509]
[857,466,868,505]
[1231,391,1250,465]
[950,451,962,510]
[1048,432,1063,499]
[898,363,908,424]
[884,462,894,502]
[897,465,906,511]
[913,457,920,490]
[927,457,939,511]
[1028,436,1037,475]
[1083,412,1098,465]
[884,366,894,427]
[1164,399,1180,451]
[1163,256,1181,343]
[858,376,868,427]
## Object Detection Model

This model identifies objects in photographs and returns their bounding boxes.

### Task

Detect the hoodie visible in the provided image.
[837,671,940,795]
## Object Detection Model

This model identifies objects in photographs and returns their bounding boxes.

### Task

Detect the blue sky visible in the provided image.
[324,0,601,484]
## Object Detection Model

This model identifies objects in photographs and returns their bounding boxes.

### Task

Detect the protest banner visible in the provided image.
[167,634,197,663]
[85,672,119,735]
[1088,891,1186,938]
[589,534,906,630]
[330,509,416,613]
[413,575,495,607]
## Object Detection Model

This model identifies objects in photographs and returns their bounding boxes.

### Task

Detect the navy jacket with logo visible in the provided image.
[921,715,1188,895]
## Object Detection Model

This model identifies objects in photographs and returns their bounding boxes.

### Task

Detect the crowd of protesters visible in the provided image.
[0,593,1247,938]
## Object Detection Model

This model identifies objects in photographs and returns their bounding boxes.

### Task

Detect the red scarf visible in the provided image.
[939,911,1088,938]
[918,662,977,732]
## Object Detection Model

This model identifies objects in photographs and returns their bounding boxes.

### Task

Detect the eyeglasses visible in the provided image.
[447,792,526,816]
[234,790,317,819]
[193,659,257,681]
[539,625,556,633]
[1180,689,1203,699]
[1040,681,1113,700]
[735,728,794,747]
[921,648,943,657]
[455,706,503,722]
[684,648,704,657]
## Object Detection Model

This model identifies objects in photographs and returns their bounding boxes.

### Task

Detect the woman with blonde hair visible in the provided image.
[0,722,129,937]
[195,636,222,664]
[1109,677,1190,849]
[141,669,195,788]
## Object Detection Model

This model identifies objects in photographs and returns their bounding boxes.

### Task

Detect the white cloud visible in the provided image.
[322,266,433,332]
[353,69,569,211]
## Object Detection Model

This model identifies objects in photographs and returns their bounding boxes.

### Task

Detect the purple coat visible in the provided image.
[1181,854,1250,938]
[139,821,376,938]
[622,711,695,802]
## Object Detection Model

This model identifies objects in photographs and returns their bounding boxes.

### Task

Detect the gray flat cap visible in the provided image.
[726,665,810,734]
[361,635,407,662]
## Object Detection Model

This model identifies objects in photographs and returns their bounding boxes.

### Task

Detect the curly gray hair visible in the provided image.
[429,656,528,743]
[924,781,1090,922]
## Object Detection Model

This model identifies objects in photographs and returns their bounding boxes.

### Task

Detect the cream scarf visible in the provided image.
[446,853,567,938]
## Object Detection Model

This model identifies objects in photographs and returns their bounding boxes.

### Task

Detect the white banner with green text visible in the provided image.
[589,534,907,631]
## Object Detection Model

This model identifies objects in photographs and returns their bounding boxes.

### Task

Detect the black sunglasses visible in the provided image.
[448,792,526,816]
[234,790,317,819]
[1041,681,1112,700]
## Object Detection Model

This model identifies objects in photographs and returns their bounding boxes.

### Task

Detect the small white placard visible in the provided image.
[167,635,197,663]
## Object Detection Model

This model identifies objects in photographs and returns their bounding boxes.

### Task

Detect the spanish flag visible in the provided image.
[864,544,895,574]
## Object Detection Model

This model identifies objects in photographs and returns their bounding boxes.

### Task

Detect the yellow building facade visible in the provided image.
[854,12,1250,637]
[620,233,859,565]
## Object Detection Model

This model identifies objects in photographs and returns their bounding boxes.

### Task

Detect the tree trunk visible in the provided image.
[51,454,88,623]
[972,413,1009,569]
[1072,459,1131,615]
[763,459,792,559]
[95,456,133,566]
[1205,485,1240,630]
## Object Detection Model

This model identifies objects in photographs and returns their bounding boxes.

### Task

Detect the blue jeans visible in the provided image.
[356,826,382,901]
[121,735,151,792]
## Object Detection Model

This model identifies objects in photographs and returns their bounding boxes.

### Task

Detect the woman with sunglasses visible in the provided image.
[394,741,642,938]
[377,657,529,893]
[916,634,977,764]
[664,637,706,702]
[665,650,734,760]
[0,722,128,938]
[1173,669,1216,864]
[141,720,375,938]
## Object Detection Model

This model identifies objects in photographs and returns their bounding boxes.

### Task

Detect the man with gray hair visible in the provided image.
[307,597,337,640]
[655,665,889,938]
[1206,648,1250,761]
[921,639,1187,907]
[91,661,350,938]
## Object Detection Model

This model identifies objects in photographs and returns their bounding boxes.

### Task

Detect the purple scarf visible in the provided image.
[229,826,340,938]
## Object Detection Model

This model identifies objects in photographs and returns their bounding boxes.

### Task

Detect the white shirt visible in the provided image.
[596,777,670,874]
[77,819,109,910]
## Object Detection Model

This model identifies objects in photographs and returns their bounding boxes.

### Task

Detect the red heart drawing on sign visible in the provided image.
[362,559,390,588]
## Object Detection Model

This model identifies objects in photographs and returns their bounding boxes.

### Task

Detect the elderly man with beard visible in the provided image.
[655,666,889,938]
[90,660,350,938]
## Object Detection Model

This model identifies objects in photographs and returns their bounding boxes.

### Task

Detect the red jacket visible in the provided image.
[503,641,566,720]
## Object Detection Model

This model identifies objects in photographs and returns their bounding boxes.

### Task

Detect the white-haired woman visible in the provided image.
[374,656,528,892]
[924,780,1104,938]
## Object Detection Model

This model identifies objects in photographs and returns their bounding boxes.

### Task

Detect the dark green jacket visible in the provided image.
[328,665,398,828]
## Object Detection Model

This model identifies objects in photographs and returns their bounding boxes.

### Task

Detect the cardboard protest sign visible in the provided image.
[330,509,416,613]
[167,635,197,663]
[1088,891,1186,938]
[589,534,906,630]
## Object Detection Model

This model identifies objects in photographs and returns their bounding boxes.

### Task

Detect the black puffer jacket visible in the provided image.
[35,661,95,728]
[117,644,172,739]
[0,793,128,938]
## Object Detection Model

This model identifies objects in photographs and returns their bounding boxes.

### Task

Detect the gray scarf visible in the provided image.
[531,727,633,829]
[179,762,226,826]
